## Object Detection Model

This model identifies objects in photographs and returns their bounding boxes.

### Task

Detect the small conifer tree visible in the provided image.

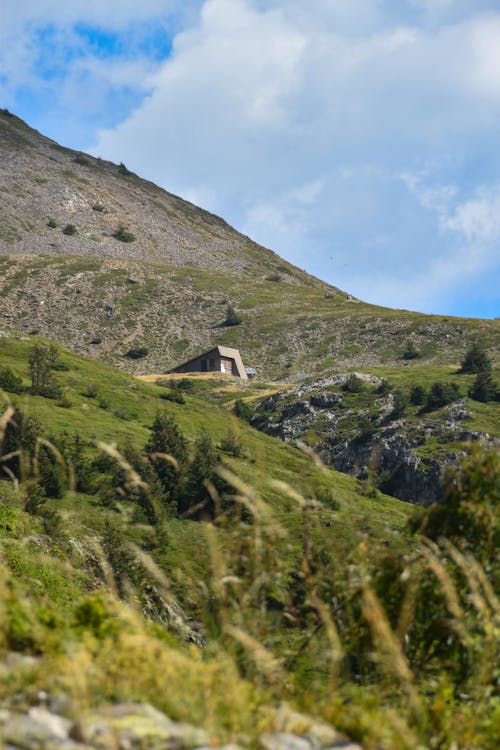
[460,342,492,373]
[146,412,188,506]
[468,371,498,402]
[224,304,242,326]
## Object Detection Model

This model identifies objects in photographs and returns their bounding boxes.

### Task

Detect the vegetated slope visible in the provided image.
[252,363,500,503]
[0,333,498,750]
[1,108,499,379]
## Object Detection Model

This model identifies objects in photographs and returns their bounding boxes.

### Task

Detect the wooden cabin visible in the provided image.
[170,346,249,380]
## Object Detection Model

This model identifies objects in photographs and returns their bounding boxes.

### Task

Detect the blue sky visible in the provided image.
[1,0,499,318]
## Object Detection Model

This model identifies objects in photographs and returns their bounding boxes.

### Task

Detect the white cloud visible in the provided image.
[444,188,500,242]
[2,0,500,314]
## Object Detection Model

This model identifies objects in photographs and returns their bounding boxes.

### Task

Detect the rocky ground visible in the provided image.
[252,373,499,503]
[0,683,361,750]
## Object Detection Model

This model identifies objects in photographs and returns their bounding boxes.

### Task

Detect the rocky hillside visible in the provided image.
[252,367,499,503]
[1,108,499,379]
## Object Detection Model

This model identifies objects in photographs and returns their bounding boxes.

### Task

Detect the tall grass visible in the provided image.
[0,400,498,748]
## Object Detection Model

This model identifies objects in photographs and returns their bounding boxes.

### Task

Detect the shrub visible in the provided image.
[410,448,499,563]
[118,162,132,175]
[90,337,102,345]
[47,344,69,371]
[73,155,90,166]
[402,341,421,360]
[92,203,106,213]
[234,399,253,423]
[410,384,426,405]
[62,224,77,236]
[460,342,492,373]
[224,304,242,327]
[468,371,498,402]
[56,395,73,408]
[342,374,365,393]
[389,389,409,419]
[82,383,98,398]
[159,390,185,404]
[125,347,149,359]
[220,428,242,457]
[113,225,136,243]
[376,379,392,395]
[47,218,58,228]
[0,367,24,393]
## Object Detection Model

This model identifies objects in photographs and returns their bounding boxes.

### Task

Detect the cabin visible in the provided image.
[170,346,249,380]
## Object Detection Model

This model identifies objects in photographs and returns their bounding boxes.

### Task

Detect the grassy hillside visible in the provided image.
[0,334,498,749]
[0,252,498,379]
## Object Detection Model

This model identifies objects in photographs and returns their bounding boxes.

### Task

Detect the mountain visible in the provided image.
[1,108,499,381]
[1,109,498,504]
[0,111,499,750]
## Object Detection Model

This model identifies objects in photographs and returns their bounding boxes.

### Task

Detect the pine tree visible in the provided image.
[468,371,498,402]
[182,431,218,517]
[145,412,188,506]
[29,345,62,398]
[460,342,492,374]
[224,304,242,326]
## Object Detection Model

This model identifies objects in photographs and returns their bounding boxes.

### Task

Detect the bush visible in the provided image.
[234,399,253,422]
[220,428,242,457]
[402,341,421,360]
[410,384,426,405]
[82,383,98,398]
[73,154,90,166]
[468,371,498,402]
[389,389,408,419]
[118,162,132,175]
[159,390,185,404]
[460,342,492,373]
[56,395,73,408]
[62,224,77,236]
[224,304,242,327]
[47,218,58,228]
[410,448,499,563]
[125,347,149,359]
[92,203,106,213]
[376,379,393,395]
[113,225,136,243]
[0,367,24,393]
[342,374,365,393]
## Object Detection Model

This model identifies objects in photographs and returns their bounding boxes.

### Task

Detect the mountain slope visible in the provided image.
[1,108,499,379]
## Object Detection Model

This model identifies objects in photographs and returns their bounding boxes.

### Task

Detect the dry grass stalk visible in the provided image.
[419,540,472,647]
[361,582,422,714]
[0,403,15,446]
[34,436,67,484]
[96,441,149,491]
[217,465,285,535]
[85,537,119,597]
[439,538,490,625]
[224,624,285,686]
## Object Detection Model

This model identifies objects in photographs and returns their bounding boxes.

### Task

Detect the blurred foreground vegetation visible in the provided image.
[0,337,498,749]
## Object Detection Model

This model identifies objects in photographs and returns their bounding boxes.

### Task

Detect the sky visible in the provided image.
[1,0,499,318]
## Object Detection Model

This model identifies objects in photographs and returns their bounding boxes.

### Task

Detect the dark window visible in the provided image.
[209,358,215,370]
[201,359,207,372]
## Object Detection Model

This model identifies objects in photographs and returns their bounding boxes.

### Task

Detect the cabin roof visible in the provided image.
[171,346,247,379]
